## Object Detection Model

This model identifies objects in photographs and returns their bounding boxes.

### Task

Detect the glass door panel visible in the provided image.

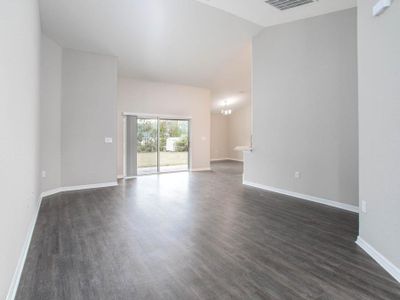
[137,118,158,175]
[159,119,189,173]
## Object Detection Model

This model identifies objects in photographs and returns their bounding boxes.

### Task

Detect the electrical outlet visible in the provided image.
[361,201,367,213]
[294,171,301,179]
[41,170,46,178]
[105,137,113,143]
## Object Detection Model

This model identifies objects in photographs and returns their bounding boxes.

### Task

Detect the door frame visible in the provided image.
[122,112,192,177]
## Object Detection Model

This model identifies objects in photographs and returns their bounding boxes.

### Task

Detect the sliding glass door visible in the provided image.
[135,117,189,175]
[159,119,189,173]
[137,118,158,175]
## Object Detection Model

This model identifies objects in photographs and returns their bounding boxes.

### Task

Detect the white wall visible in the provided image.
[40,35,62,192]
[244,8,358,207]
[358,0,400,273]
[0,0,41,298]
[211,113,229,160]
[62,49,118,186]
[118,78,211,174]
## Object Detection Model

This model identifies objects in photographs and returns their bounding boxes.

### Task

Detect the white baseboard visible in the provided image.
[40,182,118,200]
[61,182,118,192]
[227,158,243,162]
[191,168,212,172]
[6,196,42,300]
[40,187,63,198]
[243,180,359,213]
[356,236,400,283]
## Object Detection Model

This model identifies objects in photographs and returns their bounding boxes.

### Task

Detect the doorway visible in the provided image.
[128,116,190,176]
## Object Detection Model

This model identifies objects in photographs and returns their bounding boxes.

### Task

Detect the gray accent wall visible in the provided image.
[40,35,62,192]
[358,0,400,270]
[244,8,358,206]
[0,1,41,298]
[62,49,117,186]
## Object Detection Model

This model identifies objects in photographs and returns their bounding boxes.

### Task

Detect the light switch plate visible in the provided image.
[373,0,392,16]
[105,137,113,144]
[361,200,367,213]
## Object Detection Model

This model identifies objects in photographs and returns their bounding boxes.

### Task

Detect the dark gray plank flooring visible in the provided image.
[16,161,400,299]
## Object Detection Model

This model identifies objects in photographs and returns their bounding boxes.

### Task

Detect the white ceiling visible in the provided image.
[39,0,356,112]
[195,0,357,27]
[39,0,261,111]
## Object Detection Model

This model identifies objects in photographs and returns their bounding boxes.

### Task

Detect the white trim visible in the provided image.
[123,115,192,176]
[61,182,118,192]
[122,112,192,120]
[356,236,400,283]
[243,180,359,213]
[6,196,42,300]
[191,168,212,172]
[40,187,63,198]
[117,174,124,179]
[40,182,118,199]
[227,158,243,162]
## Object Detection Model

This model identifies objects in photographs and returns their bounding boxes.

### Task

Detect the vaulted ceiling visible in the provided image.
[39,0,356,111]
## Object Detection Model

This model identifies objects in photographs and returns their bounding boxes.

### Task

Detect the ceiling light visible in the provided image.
[220,101,232,116]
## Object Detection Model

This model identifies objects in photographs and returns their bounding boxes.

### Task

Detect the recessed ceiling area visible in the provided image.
[194,0,357,27]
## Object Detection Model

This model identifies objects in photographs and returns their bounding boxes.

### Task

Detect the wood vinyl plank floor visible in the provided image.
[16,161,400,299]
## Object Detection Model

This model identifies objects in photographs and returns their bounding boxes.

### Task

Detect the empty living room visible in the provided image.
[1,0,400,299]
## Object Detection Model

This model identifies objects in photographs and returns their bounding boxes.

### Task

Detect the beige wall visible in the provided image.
[211,104,251,162]
[228,105,251,161]
[117,78,211,174]
[358,0,400,273]
[210,113,229,160]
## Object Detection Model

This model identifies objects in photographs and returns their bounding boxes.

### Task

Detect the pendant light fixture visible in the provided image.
[220,100,232,116]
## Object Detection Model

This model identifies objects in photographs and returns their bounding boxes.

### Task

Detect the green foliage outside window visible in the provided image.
[137,119,189,152]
